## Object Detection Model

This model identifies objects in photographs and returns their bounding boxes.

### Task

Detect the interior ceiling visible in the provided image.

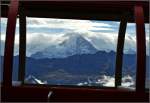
[1,1,149,23]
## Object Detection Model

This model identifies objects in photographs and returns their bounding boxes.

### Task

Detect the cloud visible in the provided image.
[1,39,19,56]
[145,24,149,37]
[121,75,135,88]
[81,32,118,51]
[1,17,149,56]
[77,75,135,89]
[26,17,113,33]
[1,30,149,56]
[98,75,115,87]
[26,33,67,56]
[1,33,19,44]
[1,18,7,25]
[1,33,19,56]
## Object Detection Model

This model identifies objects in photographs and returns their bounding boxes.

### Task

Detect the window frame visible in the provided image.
[2,0,148,92]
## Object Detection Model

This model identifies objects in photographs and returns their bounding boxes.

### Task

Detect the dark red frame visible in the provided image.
[3,0,19,87]
[1,0,149,102]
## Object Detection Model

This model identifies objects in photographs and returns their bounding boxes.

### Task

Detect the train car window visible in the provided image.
[1,1,148,91]
[145,24,149,89]
[24,17,120,87]
[0,18,19,83]
[122,23,136,90]
[0,18,7,83]
[122,23,149,90]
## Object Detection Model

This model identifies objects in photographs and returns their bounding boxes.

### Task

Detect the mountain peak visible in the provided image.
[31,33,98,59]
[53,33,98,56]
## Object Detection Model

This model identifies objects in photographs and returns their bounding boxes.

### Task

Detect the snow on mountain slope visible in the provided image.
[31,34,98,59]
[77,75,135,89]
[25,75,47,84]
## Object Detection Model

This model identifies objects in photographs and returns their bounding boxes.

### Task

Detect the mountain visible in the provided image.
[28,51,116,77]
[25,75,47,84]
[1,51,149,86]
[77,75,135,89]
[10,51,148,79]
[31,34,98,59]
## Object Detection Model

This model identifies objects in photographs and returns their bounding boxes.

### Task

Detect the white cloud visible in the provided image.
[99,75,115,87]
[99,75,135,89]
[26,17,113,32]
[26,33,68,56]
[1,31,149,56]
[1,18,149,56]
[1,18,7,25]
[1,33,19,44]
[82,32,118,51]
[77,75,135,88]
[127,23,135,27]
[145,24,150,37]
[1,34,6,41]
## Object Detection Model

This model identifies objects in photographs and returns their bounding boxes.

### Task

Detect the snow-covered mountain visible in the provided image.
[25,75,47,84]
[77,75,135,89]
[31,34,98,59]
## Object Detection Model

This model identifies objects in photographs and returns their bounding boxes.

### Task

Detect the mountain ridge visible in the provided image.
[1,50,149,85]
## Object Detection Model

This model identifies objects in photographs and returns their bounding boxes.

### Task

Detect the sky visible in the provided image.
[0,17,149,56]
